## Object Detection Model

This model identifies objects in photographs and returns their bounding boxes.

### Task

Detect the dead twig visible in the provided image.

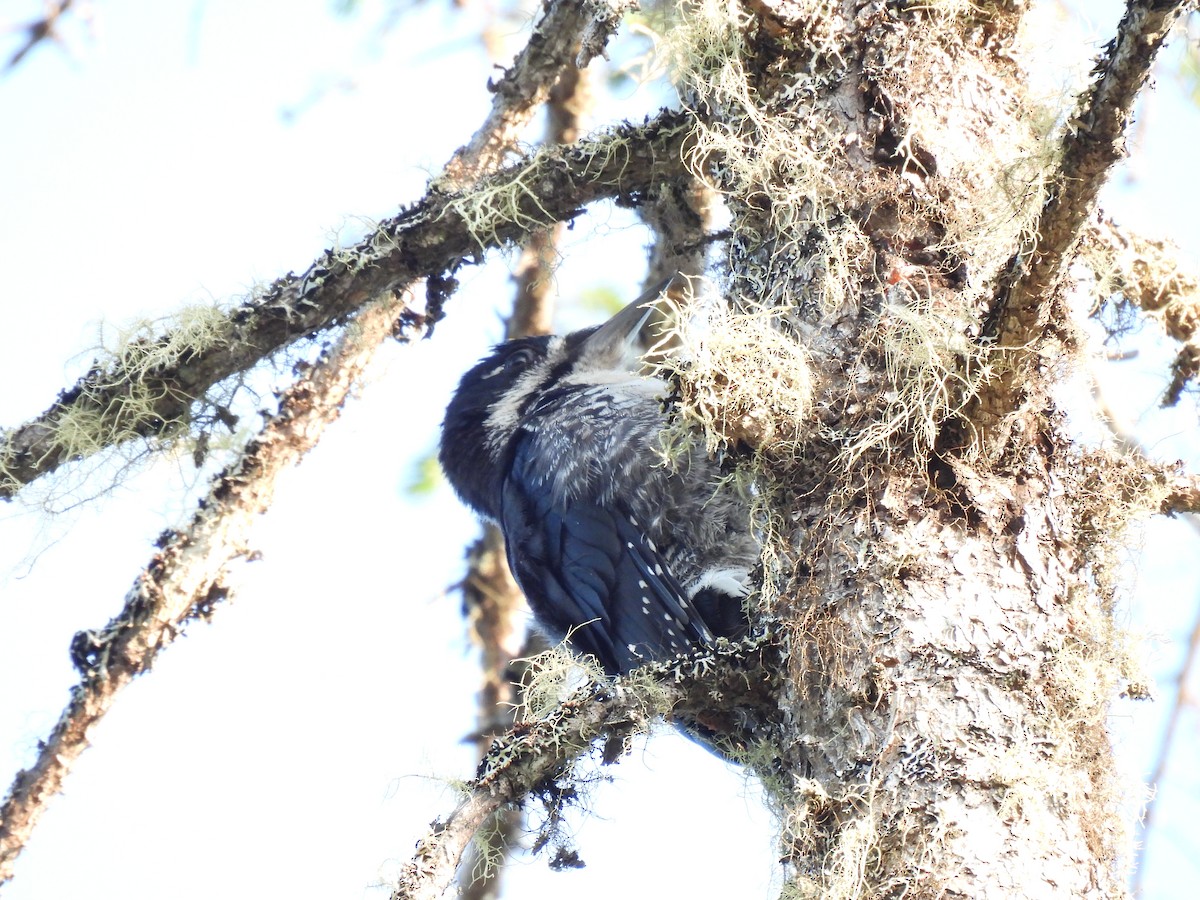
[440,0,631,189]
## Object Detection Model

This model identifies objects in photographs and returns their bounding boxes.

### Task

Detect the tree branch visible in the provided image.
[0,111,689,500]
[988,0,1192,350]
[1084,216,1200,406]
[393,678,664,900]
[5,0,75,70]
[392,638,782,900]
[0,295,417,886]
[1,3,650,877]
[440,0,632,189]
[0,2,654,877]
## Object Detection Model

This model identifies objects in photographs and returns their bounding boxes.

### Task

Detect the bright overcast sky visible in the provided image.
[0,2,1198,899]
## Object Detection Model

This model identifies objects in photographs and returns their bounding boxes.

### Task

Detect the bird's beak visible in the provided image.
[582,274,682,372]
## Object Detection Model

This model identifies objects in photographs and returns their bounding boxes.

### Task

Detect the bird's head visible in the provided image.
[439,278,673,518]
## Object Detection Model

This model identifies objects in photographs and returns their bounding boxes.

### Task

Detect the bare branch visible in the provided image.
[505,64,593,340]
[989,0,1193,349]
[0,111,690,500]
[0,294,417,886]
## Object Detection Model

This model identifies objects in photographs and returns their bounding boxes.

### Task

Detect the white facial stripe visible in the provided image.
[482,336,565,453]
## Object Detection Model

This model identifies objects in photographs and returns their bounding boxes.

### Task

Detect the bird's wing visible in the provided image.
[500,434,714,675]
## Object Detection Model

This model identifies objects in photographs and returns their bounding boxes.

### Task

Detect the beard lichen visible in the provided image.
[0,303,236,503]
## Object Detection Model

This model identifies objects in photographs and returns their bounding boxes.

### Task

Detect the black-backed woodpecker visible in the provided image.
[439,281,757,675]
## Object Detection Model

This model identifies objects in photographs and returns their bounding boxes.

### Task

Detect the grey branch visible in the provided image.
[990,0,1193,349]
[0,111,689,500]
[0,296,413,887]
[440,0,633,189]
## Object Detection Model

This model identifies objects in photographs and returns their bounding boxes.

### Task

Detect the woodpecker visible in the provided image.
[439,280,757,676]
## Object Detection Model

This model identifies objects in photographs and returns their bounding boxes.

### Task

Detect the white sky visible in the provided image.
[0,1,1197,899]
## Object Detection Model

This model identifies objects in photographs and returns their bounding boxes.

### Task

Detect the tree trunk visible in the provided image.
[4,2,1192,897]
[660,1,1178,895]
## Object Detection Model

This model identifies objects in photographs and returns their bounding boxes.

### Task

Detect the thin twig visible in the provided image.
[0,295,416,885]
[5,0,75,70]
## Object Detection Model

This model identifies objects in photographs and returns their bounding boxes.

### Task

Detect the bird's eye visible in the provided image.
[480,346,539,381]
[505,347,538,371]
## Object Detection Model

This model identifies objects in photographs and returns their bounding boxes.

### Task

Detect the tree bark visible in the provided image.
[648,1,1189,896]
[4,1,1192,896]
[394,2,1188,894]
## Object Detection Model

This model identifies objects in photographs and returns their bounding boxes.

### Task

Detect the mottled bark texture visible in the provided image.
[391,1,1192,895]
[651,1,1190,897]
